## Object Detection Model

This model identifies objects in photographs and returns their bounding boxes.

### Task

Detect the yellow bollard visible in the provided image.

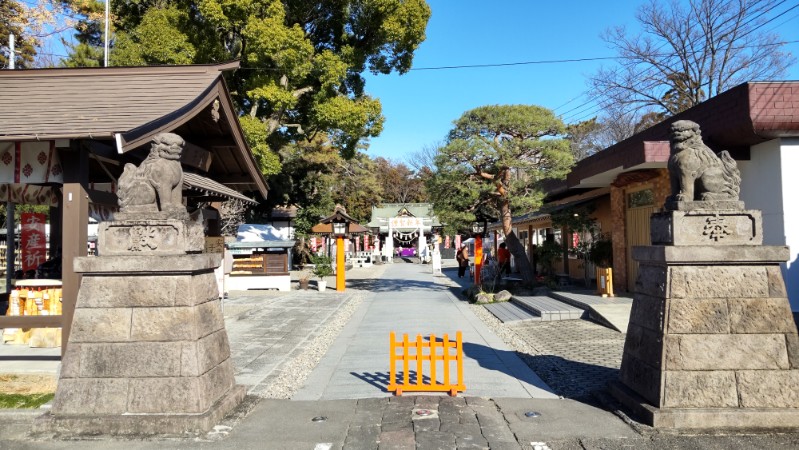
[596,267,614,297]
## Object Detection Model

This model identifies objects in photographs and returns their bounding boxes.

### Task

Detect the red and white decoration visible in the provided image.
[0,141,64,184]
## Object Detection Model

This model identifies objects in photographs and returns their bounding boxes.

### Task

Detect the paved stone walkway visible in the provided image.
[507,320,625,402]
[295,262,556,400]
[223,289,358,397]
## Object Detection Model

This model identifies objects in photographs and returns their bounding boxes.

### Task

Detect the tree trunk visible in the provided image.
[500,198,534,286]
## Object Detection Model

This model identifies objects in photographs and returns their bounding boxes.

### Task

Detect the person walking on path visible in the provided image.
[497,242,511,275]
[456,243,469,278]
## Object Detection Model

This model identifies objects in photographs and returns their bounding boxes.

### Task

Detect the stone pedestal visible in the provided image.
[611,209,799,430]
[36,220,245,436]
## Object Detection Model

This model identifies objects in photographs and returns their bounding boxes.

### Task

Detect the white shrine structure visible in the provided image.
[367,203,441,263]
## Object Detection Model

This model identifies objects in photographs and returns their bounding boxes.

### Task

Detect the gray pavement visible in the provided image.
[295,262,556,400]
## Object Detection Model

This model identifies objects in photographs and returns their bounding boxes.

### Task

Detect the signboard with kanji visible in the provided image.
[204,236,225,254]
[389,217,424,229]
[21,212,47,272]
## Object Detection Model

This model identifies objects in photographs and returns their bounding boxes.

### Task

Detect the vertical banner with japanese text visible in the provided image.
[21,212,47,272]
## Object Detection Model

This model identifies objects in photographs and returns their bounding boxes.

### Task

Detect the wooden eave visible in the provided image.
[118,76,267,198]
[0,61,267,199]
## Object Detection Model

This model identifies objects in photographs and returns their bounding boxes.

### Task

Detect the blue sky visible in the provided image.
[362,0,799,163]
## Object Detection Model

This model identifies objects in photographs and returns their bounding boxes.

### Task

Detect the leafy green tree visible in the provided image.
[59,0,105,67]
[428,105,573,284]
[66,0,431,172]
[265,137,339,235]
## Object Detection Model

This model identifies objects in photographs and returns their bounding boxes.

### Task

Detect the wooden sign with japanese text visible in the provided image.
[21,212,47,272]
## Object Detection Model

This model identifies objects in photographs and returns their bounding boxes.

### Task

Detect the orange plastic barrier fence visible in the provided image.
[387,331,465,397]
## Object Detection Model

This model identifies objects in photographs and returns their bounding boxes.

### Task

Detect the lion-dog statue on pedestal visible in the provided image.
[118,132,185,216]
[667,120,741,204]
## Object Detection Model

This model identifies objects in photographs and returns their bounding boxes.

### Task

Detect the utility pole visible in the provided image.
[104,0,109,66]
[8,33,14,69]
[6,33,15,290]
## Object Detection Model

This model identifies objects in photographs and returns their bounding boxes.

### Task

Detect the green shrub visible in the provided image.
[311,254,333,279]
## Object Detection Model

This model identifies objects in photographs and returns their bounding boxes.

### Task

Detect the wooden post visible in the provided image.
[60,145,89,356]
[336,235,345,292]
[474,234,483,286]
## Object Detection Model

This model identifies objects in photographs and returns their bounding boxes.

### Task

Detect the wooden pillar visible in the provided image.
[60,145,89,355]
[49,204,62,256]
[336,236,345,292]
[528,224,536,276]
[474,234,483,286]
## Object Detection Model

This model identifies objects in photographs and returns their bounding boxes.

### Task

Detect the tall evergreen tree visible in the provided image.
[428,105,573,284]
[1,0,37,68]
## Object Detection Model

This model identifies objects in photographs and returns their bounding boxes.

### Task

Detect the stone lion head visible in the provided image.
[150,133,184,161]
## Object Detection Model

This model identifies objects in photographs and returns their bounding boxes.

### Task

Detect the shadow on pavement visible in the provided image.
[461,341,554,395]
[350,371,430,393]
[0,354,60,361]
[346,278,454,292]
[518,354,620,405]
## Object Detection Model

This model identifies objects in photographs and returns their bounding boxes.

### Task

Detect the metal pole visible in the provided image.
[5,203,14,290]
[9,33,14,69]
[104,0,109,67]
[5,35,14,293]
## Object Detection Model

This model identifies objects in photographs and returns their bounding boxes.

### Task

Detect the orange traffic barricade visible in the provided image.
[388,331,465,397]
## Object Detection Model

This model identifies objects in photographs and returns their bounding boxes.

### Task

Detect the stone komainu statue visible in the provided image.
[118,132,185,214]
[667,120,741,203]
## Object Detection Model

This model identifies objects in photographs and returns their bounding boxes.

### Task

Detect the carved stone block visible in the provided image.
[651,210,761,246]
[633,264,668,298]
[786,334,799,370]
[767,266,788,297]
[727,297,796,333]
[69,308,132,343]
[99,219,204,256]
[622,323,663,369]
[130,307,198,341]
[669,266,769,299]
[180,330,232,377]
[664,334,789,371]
[662,371,738,408]
[737,370,799,408]
[195,300,225,338]
[619,355,662,406]
[627,292,665,333]
[128,378,202,414]
[79,342,183,378]
[666,298,729,334]
[77,275,189,308]
[51,379,130,415]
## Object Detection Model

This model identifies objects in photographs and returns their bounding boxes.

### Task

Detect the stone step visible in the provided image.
[547,291,632,333]
[511,295,585,321]
[484,301,542,323]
